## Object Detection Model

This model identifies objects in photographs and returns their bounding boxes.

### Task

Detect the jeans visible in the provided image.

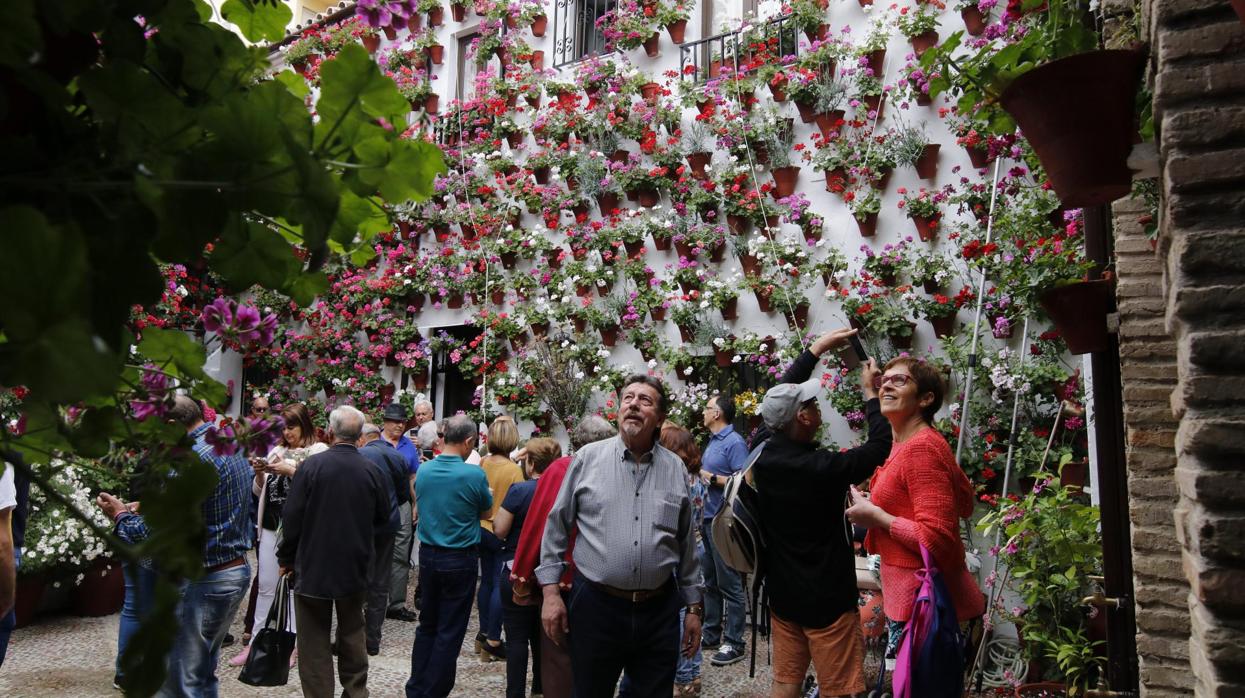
[568,573,680,698]
[389,503,413,611]
[115,561,158,685]
[476,527,503,641]
[366,532,396,651]
[500,572,541,698]
[0,547,19,667]
[405,545,478,698]
[701,520,746,648]
[158,562,250,698]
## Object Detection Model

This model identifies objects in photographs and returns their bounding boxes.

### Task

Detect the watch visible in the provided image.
[685,603,705,618]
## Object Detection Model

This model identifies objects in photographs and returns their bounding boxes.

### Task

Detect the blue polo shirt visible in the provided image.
[414,454,492,549]
[701,424,748,520]
[394,434,421,475]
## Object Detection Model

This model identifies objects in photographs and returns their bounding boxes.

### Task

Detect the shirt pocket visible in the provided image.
[653,496,681,534]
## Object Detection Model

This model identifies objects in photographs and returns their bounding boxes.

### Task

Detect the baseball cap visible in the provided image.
[760,378,823,430]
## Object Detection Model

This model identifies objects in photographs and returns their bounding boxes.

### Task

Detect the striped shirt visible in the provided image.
[536,435,703,604]
[189,423,255,568]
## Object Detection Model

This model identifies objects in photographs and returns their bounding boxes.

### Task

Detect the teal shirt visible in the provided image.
[414,454,492,549]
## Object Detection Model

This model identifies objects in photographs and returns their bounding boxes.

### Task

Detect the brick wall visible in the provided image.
[1147,0,1245,694]
[1111,195,1193,695]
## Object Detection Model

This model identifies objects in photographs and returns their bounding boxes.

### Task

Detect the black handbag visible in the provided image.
[238,573,296,686]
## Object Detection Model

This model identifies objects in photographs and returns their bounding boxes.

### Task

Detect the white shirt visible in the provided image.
[0,461,16,511]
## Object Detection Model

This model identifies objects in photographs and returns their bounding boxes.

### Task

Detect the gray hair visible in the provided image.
[571,414,617,450]
[441,414,476,446]
[169,395,203,427]
[416,421,440,450]
[361,422,381,437]
[415,399,433,412]
[328,405,365,442]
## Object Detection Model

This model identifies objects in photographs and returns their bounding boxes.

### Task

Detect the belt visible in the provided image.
[204,557,245,574]
[591,579,673,603]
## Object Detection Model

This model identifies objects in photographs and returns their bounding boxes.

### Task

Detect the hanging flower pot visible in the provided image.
[686,152,711,179]
[425,93,440,114]
[909,30,938,57]
[600,327,618,346]
[889,324,916,350]
[862,94,885,120]
[677,323,695,342]
[596,280,613,298]
[965,143,992,168]
[531,321,549,338]
[912,214,939,242]
[429,44,444,65]
[771,166,801,198]
[674,240,695,259]
[855,213,878,237]
[650,306,666,321]
[922,279,941,294]
[506,131,522,149]
[528,49,545,70]
[865,49,886,77]
[803,225,823,244]
[499,252,518,270]
[532,13,548,36]
[383,25,398,40]
[640,82,661,103]
[814,109,844,138]
[721,297,738,320]
[1038,275,1115,354]
[871,167,893,191]
[708,60,722,78]
[451,3,466,21]
[755,289,773,313]
[914,143,940,179]
[786,304,810,331]
[858,0,873,6]
[610,149,631,164]
[961,6,986,35]
[72,559,125,617]
[739,253,760,276]
[714,348,734,367]
[428,6,444,26]
[643,33,660,58]
[652,234,672,251]
[533,166,551,185]
[1060,459,1089,491]
[795,99,817,124]
[930,315,956,338]
[709,241,726,262]
[413,371,429,390]
[824,168,849,195]
[769,80,788,102]
[636,188,661,208]
[598,193,621,214]
[999,50,1145,207]
[572,316,588,333]
[805,23,829,42]
[666,19,687,44]
[362,34,381,54]
[447,292,464,309]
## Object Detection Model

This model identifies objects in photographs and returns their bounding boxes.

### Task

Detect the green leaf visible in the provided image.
[0,0,43,68]
[328,189,389,248]
[78,60,195,151]
[353,137,447,202]
[210,219,304,291]
[274,69,311,99]
[137,327,213,384]
[350,244,378,267]
[220,0,293,43]
[71,407,124,458]
[0,320,122,402]
[316,45,409,136]
[0,207,89,340]
[10,402,73,464]
[284,270,329,307]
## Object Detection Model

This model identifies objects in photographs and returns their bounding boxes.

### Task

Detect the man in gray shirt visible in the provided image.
[537,375,704,697]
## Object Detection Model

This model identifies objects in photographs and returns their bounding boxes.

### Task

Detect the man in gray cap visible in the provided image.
[751,328,890,698]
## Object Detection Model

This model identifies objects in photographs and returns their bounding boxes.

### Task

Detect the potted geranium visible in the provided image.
[597,0,660,56]
[847,188,882,237]
[895,1,942,56]
[897,186,946,241]
[655,0,691,43]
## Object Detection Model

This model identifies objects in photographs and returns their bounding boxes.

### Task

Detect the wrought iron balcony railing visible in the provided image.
[679,14,800,85]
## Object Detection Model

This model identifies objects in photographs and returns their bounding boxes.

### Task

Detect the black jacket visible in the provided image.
[752,350,892,629]
[360,439,406,536]
[278,444,391,599]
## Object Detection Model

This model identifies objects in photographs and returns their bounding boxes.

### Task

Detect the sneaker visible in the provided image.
[709,643,745,666]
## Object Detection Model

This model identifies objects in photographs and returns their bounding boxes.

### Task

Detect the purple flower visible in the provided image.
[129,364,171,421]
[241,415,286,457]
[201,297,278,350]
[356,0,391,27]
[205,423,239,457]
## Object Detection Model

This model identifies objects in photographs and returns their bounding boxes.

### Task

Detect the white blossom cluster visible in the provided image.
[23,458,114,585]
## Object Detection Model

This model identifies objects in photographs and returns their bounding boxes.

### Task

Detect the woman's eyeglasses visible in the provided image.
[872,374,913,390]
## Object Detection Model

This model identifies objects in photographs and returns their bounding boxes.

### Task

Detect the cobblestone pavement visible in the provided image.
[0,580,799,697]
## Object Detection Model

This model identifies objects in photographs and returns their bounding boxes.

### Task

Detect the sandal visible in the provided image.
[674,678,701,696]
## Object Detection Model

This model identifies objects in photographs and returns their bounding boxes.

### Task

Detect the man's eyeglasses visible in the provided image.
[872,374,913,390]
[251,405,269,415]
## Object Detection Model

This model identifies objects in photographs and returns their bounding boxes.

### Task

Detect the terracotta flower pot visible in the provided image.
[769,81,787,102]
[814,109,844,138]
[529,49,544,70]
[600,327,617,346]
[666,19,687,44]
[429,44,444,65]
[362,34,381,54]
[786,305,810,331]
[930,315,956,338]
[923,279,941,294]
[714,349,733,367]
[865,49,886,77]
[425,93,440,114]
[771,166,800,198]
[966,143,992,168]
[999,50,1145,207]
[862,94,885,120]
[755,290,773,313]
[686,152,711,179]
[912,214,939,241]
[795,99,817,124]
[531,13,548,37]
[805,23,829,42]
[72,560,125,617]
[652,235,672,251]
[739,253,760,276]
[598,193,621,214]
[428,6,444,26]
[650,306,666,321]
[1060,459,1089,491]
[962,6,986,35]
[643,33,660,58]
[447,292,464,309]
[640,82,661,103]
[636,188,660,207]
[889,325,916,350]
[855,213,878,237]
[1038,276,1115,354]
[413,372,429,390]
[451,3,465,21]
[858,0,873,6]
[824,168,849,195]
[721,297,738,320]
[909,30,938,57]
[914,143,940,179]
[677,324,694,343]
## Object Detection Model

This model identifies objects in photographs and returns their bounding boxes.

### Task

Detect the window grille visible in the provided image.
[552,0,616,68]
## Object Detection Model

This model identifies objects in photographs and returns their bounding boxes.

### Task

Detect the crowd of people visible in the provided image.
[0,326,986,698]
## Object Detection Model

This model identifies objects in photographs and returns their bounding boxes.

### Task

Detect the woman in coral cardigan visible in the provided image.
[845,356,985,662]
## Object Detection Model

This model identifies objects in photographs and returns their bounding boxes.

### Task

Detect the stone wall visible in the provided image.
[1147,0,1245,694]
